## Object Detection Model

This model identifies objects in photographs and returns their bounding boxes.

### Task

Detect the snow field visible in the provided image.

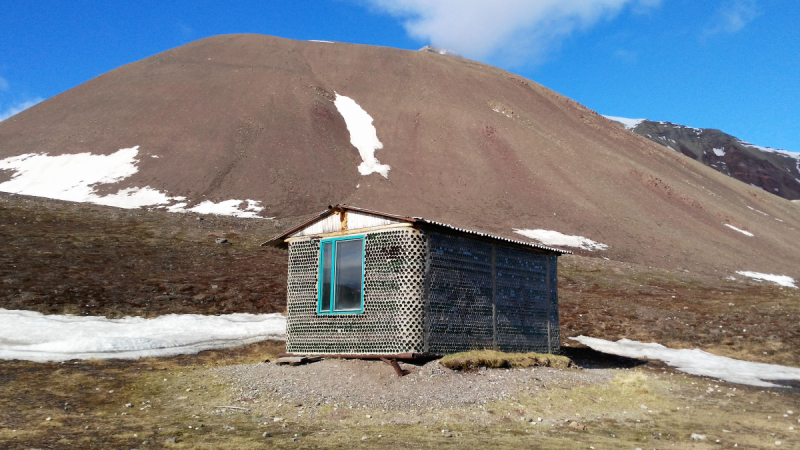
[0,146,267,218]
[736,271,797,288]
[513,229,608,251]
[0,309,286,362]
[572,336,800,387]
[333,93,390,178]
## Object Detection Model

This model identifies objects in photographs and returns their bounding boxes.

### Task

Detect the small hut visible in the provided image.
[263,205,570,359]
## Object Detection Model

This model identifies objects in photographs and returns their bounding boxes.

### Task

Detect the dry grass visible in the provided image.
[1,340,799,449]
[439,350,573,370]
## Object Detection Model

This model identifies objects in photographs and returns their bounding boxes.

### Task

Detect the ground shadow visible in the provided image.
[560,345,647,370]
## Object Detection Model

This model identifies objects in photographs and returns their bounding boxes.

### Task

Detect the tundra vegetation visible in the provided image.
[1,193,798,448]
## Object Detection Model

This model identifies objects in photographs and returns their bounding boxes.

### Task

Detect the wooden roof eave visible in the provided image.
[260,204,571,256]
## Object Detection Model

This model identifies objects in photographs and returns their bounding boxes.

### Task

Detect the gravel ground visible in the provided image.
[216,359,615,411]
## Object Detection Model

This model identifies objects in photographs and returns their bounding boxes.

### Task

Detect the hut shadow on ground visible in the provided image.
[560,345,647,370]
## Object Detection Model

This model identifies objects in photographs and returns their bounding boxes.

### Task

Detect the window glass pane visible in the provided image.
[334,239,363,311]
[319,241,332,312]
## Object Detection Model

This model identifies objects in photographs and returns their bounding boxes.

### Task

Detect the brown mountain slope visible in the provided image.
[1,34,798,279]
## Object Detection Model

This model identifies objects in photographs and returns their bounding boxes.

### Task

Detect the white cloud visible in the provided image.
[704,0,760,35]
[366,0,661,64]
[0,97,44,122]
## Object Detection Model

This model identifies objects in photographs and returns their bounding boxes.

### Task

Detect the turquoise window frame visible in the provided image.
[317,235,366,315]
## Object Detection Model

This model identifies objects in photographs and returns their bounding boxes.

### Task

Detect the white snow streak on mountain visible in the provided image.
[333,93,390,178]
[724,224,754,237]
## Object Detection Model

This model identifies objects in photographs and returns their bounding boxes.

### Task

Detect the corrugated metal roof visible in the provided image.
[262,204,572,255]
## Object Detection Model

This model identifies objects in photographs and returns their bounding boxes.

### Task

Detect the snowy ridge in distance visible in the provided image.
[603,115,645,130]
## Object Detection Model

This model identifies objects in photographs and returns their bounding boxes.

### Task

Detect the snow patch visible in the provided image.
[746,206,768,216]
[309,40,334,43]
[171,199,266,218]
[0,309,286,363]
[333,93,390,178]
[571,336,800,387]
[0,147,269,218]
[736,271,797,288]
[724,224,753,237]
[513,229,608,251]
[713,147,726,157]
[603,115,645,130]
[0,147,169,208]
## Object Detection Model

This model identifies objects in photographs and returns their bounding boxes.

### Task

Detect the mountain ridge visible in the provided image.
[605,116,800,200]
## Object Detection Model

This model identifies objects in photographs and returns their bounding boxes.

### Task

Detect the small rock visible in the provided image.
[776,441,782,446]
[291,437,298,442]
[691,433,707,441]
[569,421,586,431]
[125,403,133,408]
[362,436,370,441]
[640,404,648,410]
[215,238,228,244]
[365,414,371,419]
[164,437,177,444]
[262,432,272,438]
[443,433,452,438]
[274,417,284,422]
[45,417,51,421]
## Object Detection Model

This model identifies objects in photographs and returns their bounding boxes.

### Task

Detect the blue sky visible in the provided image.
[1,0,798,151]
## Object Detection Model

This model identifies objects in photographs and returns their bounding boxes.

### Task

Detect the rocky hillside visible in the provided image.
[605,117,800,200]
[1,34,799,281]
